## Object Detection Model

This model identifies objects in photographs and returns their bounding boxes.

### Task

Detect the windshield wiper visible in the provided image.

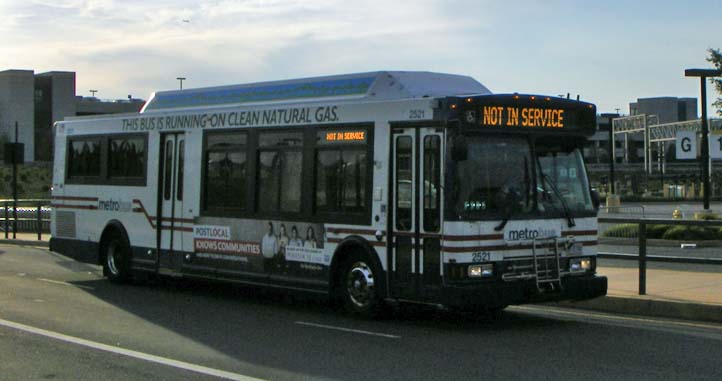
[494,158,531,232]
[539,171,575,228]
[494,208,512,231]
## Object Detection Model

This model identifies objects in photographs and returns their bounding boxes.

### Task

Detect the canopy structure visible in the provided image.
[141,71,491,113]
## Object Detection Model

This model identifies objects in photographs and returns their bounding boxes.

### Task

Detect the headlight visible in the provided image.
[468,264,494,278]
[569,257,592,272]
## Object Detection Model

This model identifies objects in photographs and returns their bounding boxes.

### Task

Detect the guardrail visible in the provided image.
[0,199,51,240]
[598,216,722,295]
[598,205,646,217]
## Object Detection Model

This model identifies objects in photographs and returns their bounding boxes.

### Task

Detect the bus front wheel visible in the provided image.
[101,231,131,283]
[339,253,384,317]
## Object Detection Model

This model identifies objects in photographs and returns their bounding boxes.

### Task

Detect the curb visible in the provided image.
[600,237,722,248]
[551,296,722,324]
[0,239,49,248]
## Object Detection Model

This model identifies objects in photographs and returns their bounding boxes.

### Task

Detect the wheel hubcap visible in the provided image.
[107,242,119,276]
[346,261,375,308]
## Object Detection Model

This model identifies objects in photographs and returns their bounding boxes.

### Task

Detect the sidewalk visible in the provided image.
[601,266,722,306]
[0,232,50,247]
[2,235,721,323]
[558,265,722,323]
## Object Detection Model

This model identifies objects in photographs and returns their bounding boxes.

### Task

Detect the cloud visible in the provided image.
[1,0,719,115]
[1,0,495,99]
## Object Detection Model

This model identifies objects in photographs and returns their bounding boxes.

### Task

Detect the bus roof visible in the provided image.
[141,71,491,113]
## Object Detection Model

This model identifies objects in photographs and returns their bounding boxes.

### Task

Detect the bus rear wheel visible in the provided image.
[101,231,131,283]
[339,253,384,317]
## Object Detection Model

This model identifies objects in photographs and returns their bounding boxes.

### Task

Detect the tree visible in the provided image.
[708,48,722,117]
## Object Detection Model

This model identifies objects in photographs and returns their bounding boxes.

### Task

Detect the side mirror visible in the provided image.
[590,188,601,210]
[451,135,468,161]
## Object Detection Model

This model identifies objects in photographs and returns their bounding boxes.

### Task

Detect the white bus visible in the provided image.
[50,71,607,316]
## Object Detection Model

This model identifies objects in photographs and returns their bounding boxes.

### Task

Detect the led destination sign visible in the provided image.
[318,129,368,145]
[325,131,366,142]
[481,106,565,128]
[454,94,597,136]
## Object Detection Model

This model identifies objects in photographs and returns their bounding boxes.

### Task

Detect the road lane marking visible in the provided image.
[0,317,266,381]
[513,305,722,331]
[295,321,401,339]
[38,278,95,290]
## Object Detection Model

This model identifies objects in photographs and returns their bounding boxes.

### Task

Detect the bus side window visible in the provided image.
[423,135,440,232]
[177,140,184,201]
[257,131,303,214]
[395,136,412,231]
[67,138,101,179]
[164,140,173,201]
[203,131,247,212]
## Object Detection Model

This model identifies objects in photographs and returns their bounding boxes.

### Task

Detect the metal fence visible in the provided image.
[1,199,51,240]
[598,216,722,295]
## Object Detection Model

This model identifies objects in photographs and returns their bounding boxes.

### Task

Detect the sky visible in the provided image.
[1,0,720,115]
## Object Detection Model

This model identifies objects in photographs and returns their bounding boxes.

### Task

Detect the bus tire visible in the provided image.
[339,252,384,318]
[101,230,132,284]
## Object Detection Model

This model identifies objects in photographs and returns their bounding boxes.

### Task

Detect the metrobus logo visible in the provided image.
[505,227,559,242]
[97,199,131,212]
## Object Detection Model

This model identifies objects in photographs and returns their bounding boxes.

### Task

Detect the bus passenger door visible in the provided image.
[389,127,443,300]
[158,132,186,273]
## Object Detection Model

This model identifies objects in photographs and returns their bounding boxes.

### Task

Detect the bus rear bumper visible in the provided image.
[441,274,607,310]
[49,237,99,265]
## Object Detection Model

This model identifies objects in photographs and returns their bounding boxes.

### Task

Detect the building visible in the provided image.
[0,70,35,162]
[629,97,697,124]
[585,97,700,164]
[0,69,144,162]
[584,113,621,164]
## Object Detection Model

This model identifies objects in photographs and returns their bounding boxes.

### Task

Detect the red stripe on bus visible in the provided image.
[327,237,386,247]
[441,234,504,241]
[160,216,194,224]
[132,200,194,230]
[563,230,597,236]
[328,231,593,242]
[50,204,97,210]
[388,233,504,241]
[326,227,379,236]
[441,240,598,253]
[50,196,99,202]
[132,199,157,229]
[162,226,194,233]
[442,245,510,253]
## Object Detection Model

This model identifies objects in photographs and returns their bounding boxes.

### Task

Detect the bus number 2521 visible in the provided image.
[472,252,491,263]
[409,109,425,119]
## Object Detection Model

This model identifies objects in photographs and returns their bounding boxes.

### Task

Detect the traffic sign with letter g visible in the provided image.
[676,131,697,160]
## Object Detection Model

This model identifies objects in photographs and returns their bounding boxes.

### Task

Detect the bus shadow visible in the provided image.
[64,276,579,379]
[68,275,574,331]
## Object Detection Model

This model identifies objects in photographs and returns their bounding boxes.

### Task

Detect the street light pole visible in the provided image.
[608,114,616,194]
[685,68,722,211]
[176,77,186,90]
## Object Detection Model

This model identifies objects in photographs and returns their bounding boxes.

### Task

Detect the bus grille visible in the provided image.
[55,211,76,238]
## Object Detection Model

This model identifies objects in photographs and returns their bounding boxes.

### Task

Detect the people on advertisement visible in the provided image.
[304,226,318,248]
[277,223,289,272]
[289,225,303,247]
[278,224,289,253]
[261,222,278,271]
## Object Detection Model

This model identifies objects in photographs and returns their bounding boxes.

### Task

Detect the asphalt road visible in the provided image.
[2,244,722,380]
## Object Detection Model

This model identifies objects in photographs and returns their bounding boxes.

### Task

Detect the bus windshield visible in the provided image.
[448,135,594,221]
[535,136,595,217]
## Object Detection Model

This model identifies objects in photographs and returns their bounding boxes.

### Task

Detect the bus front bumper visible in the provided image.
[441,274,607,310]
